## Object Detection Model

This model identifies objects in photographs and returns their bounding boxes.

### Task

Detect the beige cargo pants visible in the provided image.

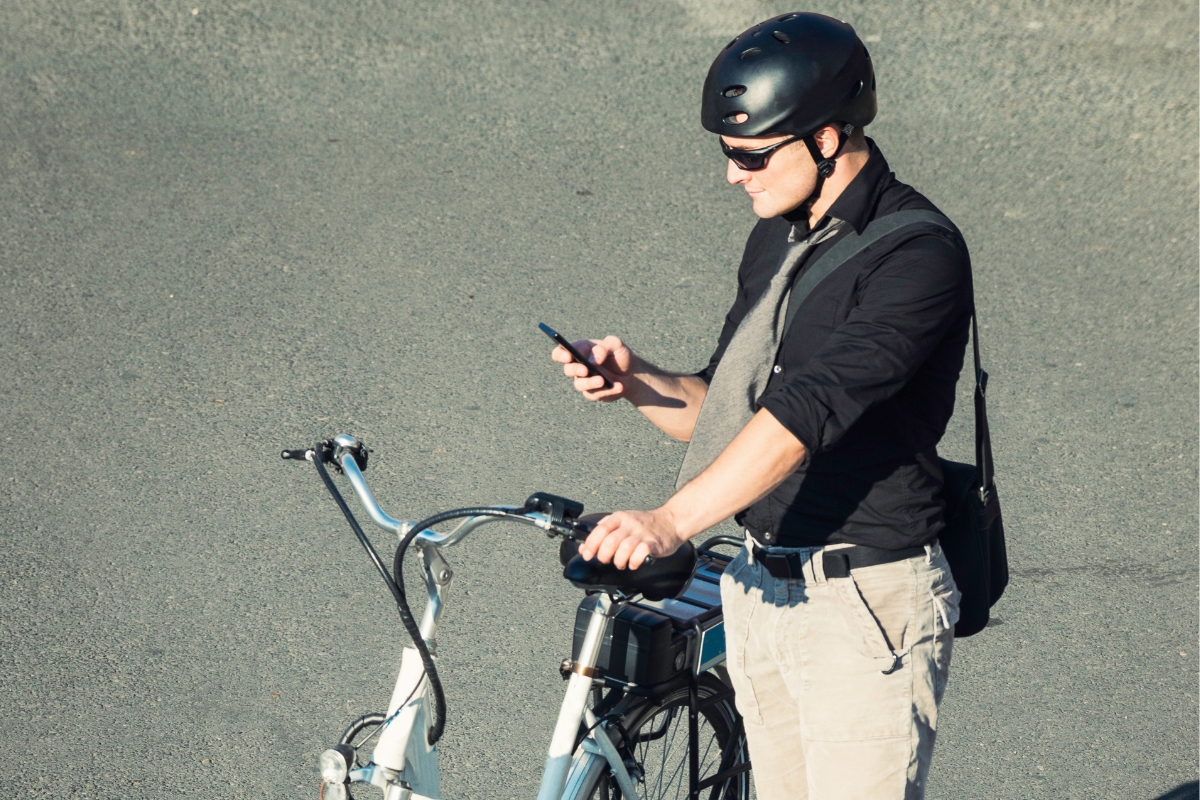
[720,540,960,800]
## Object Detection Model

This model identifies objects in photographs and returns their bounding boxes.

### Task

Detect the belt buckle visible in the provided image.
[763,552,804,581]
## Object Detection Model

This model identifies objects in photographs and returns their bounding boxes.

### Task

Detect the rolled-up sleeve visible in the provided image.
[758,234,972,454]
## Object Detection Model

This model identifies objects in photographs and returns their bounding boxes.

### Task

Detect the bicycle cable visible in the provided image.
[309,442,579,746]
[312,445,404,604]
[311,444,470,745]
[391,506,524,745]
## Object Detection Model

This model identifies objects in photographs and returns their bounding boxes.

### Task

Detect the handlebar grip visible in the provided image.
[281,448,311,461]
[642,555,656,567]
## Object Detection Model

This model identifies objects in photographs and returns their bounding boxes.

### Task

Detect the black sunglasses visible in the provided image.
[721,135,801,171]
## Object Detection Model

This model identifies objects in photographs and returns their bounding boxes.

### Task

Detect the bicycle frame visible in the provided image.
[322,435,643,800]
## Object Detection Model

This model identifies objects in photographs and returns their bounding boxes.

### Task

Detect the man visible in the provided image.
[551,12,968,799]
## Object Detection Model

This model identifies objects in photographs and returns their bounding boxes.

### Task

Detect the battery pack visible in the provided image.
[570,551,731,687]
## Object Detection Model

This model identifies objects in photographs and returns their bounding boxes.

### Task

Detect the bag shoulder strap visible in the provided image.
[780,209,994,497]
[971,311,996,500]
[782,209,962,335]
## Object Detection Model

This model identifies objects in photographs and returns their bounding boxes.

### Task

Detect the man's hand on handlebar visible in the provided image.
[551,335,636,402]
[579,508,687,571]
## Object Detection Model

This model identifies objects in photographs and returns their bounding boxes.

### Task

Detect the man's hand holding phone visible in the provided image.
[545,328,636,403]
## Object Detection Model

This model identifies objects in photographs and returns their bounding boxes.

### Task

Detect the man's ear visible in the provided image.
[812,125,842,160]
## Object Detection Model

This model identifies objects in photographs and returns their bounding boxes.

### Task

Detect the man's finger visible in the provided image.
[581,380,624,401]
[579,515,615,560]
[595,521,629,565]
[581,527,608,558]
[628,541,652,571]
[588,342,608,366]
[612,534,643,570]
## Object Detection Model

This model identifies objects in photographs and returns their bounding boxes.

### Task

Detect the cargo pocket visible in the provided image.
[830,562,918,670]
[800,573,913,742]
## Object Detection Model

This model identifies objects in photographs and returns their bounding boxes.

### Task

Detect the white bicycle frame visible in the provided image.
[323,436,644,800]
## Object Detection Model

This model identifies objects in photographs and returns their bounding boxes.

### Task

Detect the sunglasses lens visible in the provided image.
[721,141,775,171]
[732,153,766,170]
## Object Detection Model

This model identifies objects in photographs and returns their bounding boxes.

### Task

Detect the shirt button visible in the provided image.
[772,365,782,374]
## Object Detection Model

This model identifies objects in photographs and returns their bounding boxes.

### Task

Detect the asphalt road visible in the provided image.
[1,1,1196,798]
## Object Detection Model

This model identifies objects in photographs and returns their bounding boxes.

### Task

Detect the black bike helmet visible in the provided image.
[701,12,876,176]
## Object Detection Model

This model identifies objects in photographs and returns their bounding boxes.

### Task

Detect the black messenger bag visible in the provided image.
[930,313,1008,637]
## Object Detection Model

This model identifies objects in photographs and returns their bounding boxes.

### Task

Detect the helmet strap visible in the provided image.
[804,135,837,179]
[804,124,853,179]
[801,124,855,213]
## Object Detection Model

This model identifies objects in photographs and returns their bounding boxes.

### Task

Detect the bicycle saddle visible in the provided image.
[559,538,697,601]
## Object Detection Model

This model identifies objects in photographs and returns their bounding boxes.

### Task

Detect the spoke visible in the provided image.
[698,721,719,770]
[659,717,688,800]
[626,687,744,800]
[657,706,684,797]
[667,744,688,800]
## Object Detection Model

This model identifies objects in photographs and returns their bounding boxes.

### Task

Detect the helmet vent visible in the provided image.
[724,37,738,50]
[722,85,747,98]
[739,47,762,60]
[779,13,800,21]
[850,79,863,99]
[772,31,790,43]
[723,112,748,125]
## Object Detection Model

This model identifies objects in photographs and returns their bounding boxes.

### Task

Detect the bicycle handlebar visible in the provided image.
[284,434,607,746]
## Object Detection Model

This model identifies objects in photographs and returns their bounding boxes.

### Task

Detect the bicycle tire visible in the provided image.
[564,672,749,800]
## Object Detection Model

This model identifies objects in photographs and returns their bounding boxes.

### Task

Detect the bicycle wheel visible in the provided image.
[571,672,749,800]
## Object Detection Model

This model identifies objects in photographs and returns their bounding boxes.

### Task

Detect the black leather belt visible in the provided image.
[751,543,926,581]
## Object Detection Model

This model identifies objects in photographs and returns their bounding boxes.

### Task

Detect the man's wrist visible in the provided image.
[656,499,696,547]
[623,360,696,405]
[618,353,657,405]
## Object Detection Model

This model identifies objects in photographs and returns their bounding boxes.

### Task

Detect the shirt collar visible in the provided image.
[788,214,843,244]
[784,138,891,236]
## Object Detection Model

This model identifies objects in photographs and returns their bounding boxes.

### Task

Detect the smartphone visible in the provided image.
[539,322,613,389]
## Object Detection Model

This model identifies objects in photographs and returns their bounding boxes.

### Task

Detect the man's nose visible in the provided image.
[726,159,751,185]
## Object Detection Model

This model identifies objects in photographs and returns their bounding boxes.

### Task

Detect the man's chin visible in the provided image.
[751,200,786,219]
[752,196,807,220]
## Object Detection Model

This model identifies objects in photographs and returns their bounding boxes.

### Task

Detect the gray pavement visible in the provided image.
[1,0,1196,798]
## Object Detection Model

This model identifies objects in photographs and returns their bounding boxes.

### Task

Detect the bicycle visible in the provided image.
[283,434,752,800]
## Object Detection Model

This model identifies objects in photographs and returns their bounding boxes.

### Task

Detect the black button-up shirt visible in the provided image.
[697,140,973,550]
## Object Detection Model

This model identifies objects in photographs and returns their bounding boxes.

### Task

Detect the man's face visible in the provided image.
[722,133,818,219]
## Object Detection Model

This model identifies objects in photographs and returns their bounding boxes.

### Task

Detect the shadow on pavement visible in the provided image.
[1155,782,1199,800]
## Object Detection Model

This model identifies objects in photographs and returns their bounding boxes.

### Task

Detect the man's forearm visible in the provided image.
[662,408,806,538]
[578,408,807,568]
[622,358,709,441]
